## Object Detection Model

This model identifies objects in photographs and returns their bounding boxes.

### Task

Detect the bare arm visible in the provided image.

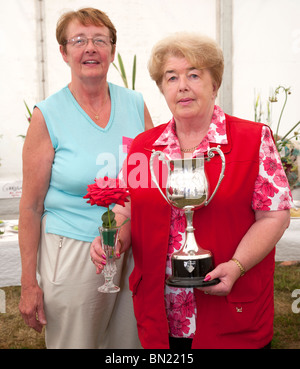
[232,210,290,271]
[18,107,54,332]
[198,209,290,296]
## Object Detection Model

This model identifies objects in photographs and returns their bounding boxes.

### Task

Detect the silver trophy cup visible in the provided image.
[150,146,225,287]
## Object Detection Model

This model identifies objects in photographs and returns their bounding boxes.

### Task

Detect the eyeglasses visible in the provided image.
[65,35,114,48]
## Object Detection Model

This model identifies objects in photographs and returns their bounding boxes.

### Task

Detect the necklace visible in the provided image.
[180,143,200,152]
[70,87,109,121]
[80,101,102,120]
[90,108,101,120]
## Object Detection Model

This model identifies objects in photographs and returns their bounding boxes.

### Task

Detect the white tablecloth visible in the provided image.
[0,220,21,287]
[275,217,300,261]
[0,218,299,287]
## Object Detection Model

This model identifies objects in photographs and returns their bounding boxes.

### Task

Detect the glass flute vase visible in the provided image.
[97,226,120,293]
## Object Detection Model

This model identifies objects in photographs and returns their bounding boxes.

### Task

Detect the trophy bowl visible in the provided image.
[150,148,225,288]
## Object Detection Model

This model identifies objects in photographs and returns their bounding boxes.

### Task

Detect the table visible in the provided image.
[275,217,300,261]
[0,218,299,288]
[0,220,21,287]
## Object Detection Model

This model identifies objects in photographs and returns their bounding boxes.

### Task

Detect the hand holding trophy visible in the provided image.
[150,147,225,287]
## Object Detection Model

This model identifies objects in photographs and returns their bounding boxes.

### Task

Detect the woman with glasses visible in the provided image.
[18,7,153,349]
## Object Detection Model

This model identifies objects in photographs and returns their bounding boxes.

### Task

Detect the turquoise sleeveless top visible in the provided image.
[36,83,145,242]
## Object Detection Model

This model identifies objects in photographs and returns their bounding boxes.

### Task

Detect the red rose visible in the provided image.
[84,177,130,228]
[84,177,130,208]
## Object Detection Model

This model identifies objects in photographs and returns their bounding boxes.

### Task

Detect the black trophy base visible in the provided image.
[166,256,220,288]
[166,276,220,288]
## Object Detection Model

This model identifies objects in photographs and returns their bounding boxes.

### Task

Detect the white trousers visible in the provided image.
[38,217,141,349]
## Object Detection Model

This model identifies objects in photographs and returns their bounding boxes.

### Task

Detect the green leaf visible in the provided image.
[112,62,119,72]
[101,210,117,228]
[132,55,136,90]
[24,100,32,119]
[117,53,128,88]
[113,53,137,90]
[120,217,130,227]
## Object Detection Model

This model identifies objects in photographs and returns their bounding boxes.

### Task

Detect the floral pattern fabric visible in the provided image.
[153,105,293,338]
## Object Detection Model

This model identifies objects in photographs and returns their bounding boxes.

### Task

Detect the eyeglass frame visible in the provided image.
[64,35,115,48]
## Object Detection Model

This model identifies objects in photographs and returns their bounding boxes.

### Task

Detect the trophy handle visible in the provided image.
[205,145,225,206]
[150,150,171,205]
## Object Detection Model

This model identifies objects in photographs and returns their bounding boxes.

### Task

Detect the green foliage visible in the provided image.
[254,86,300,189]
[24,100,32,122]
[113,53,137,90]
[101,209,117,228]
[19,100,32,140]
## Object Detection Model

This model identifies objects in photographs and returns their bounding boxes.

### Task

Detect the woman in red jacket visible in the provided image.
[91,33,293,349]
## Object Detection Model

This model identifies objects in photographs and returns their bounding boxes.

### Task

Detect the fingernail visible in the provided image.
[116,252,120,258]
[101,260,106,265]
[204,275,211,282]
[102,254,106,259]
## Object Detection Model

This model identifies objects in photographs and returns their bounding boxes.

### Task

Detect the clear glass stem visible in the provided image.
[97,226,120,293]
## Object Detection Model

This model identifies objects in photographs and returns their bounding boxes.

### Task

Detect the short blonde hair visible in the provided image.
[56,8,117,53]
[148,32,224,91]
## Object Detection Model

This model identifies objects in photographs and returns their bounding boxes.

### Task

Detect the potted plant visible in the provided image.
[254,85,300,191]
